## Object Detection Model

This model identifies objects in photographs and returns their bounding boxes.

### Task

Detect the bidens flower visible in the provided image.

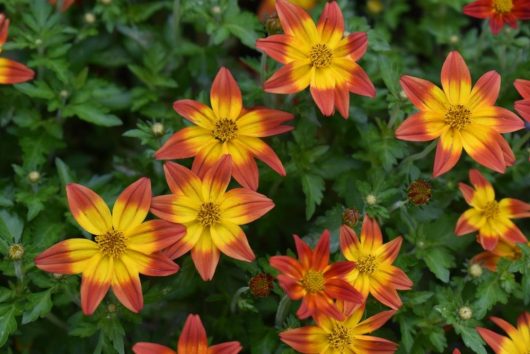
[340,216,413,309]
[514,79,530,122]
[151,155,274,281]
[156,67,294,191]
[133,314,242,354]
[463,0,530,35]
[35,179,184,315]
[471,239,525,271]
[477,312,530,354]
[280,302,397,353]
[256,0,375,119]
[455,169,529,250]
[0,14,34,84]
[395,51,524,177]
[269,230,362,321]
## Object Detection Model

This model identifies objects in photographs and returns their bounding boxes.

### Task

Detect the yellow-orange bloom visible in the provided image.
[280,302,397,353]
[455,169,529,250]
[477,312,530,354]
[471,239,526,271]
[151,155,274,281]
[270,230,363,320]
[0,13,34,84]
[35,179,184,315]
[133,314,242,354]
[340,216,413,310]
[395,51,524,177]
[256,0,375,119]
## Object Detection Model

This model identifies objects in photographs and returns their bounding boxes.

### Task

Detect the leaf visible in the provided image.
[55,158,73,186]
[421,247,455,283]
[0,211,24,243]
[473,274,508,319]
[428,326,447,352]
[15,81,55,99]
[68,105,122,127]
[301,174,325,220]
[0,306,17,347]
[22,290,53,324]
[454,324,487,354]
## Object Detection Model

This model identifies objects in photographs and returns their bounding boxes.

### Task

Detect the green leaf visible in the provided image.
[68,105,122,127]
[473,274,508,319]
[22,290,53,324]
[0,306,17,347]
[421,247,455,283]
[0,211,24,243]
[55,158,73,186]
[454,324,486,354]
[301,174,324,220]
[428,326,447,352]
[15,81,55,99]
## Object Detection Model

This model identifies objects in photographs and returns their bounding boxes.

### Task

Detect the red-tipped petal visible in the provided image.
[339,225,360,261]
[312,230,330,271]
[124,250,180,276]
[0,58,35,84]
[127,219,186,254]
[191,232,220,281]
[455,210,480,236]
[112,178,151,234]
[275,0,318,44]
[263,61,312,94]
[220,188,274,224]
[133,343,175,354]
[177,314,208,353]
[163,161,203,198]
[202,155,232,201]
[280,326,328,353]
[324,278,363,304]
[111,258,143,313]
[236,136,286,177]
[400,75,448,112]
[514,100,530,122]
[468,71,500,110]
[155,126,212,160]
[0,15,9,47]
[80,255,113,315]
[395,111,445,141]
[473,106,524,133]
[317,1,344,47]
[348,64,376,98]
[458,182,475,204]
[514,79,530,99]
[476,327,506,353]
[334,32,367,60]
[356,309,397,333]
[311,85,335,116]
[66,183,112,235]
[229,149,259,191]
[270,256,304,279]
[334,84,350,118]
[34,239,99,274]
[463,0,493,19]
[237,108,294,137]
[499,198,530,218]
[208,342,242,354]
[360,216,383,250]
[210,67,242,120]
[441,51,471,105]
[461,129,506,174]
[172,99,216,129]
[433,130,463,177]
[210,223,255,262]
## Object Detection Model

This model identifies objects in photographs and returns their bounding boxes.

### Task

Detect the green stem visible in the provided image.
[46,313,68,330]
[399,141,436,168]
[13,260,24,284]
[230,286,249,313]
[274,295,291,328]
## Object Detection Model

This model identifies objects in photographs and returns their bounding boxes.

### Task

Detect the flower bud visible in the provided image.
[265,14,282,35]
[9,243,24,260]
[84,12,96,24]
[151,122,165,136]
[458,306,472,320]
[366,0,383,14]
[28,171,41,183]
[407,179,432,206]
[342,208,360,228]
[468,263,483,278]
[366,194,377,205]
[450,35,459,44]
[211,5,221,15]
[249,273,274,297]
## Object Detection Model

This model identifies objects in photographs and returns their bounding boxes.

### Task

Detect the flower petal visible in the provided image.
[66,183,112,235]
[263,61,312,94]
[133,343,176,354]
[191,231,220,281]
[459,182,475,205]
[111,258,143,313]
[236,136,286,176]
[163,162,203,199]
[347,62,376,98]
[0,15,9,47]
[177,314,209,354]
[334,32,367,60]
[455,209,482,236]
[515,79,530,99]
[279,326,328,353]
[34,238,99,274]
[220,188,274,225]
[210,67,242,120]
[441,51,472,105]
[433,129,463,177]
[468,169,495,203]
[202,155,232,202]
[355,309,396,334]
[227,145,259,191]
[172,99,216,129]
[310,70,335,116]
[123,249,179,276]
[468,71,500,111]
[395,111,445,141]
[208,342,242,354]
[210,222,255,262]
[463,0,493,19]
[400,75,448,112]
[312,230,330,271]
[275,0,318,45]
[155,126,212,160]
[112,178,151,234]
[270,256,304,279]
[163,222,204,260]
[255,34,307,64]
[237,108,294,137]
[499,198,530,218]
[324,278,363,304]
[472,107,524,133]
[375,237,403,263]
[0,58,34,84]
[461,128,506,173]
[514,100,530,122]
[360,216,383,250]
[81,254,113,315]
[317,1,344,48]
[334,84,350,118]
[339,225,361,261]
[476,327,509,353]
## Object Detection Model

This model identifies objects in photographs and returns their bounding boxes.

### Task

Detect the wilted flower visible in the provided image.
[407,179,432,205]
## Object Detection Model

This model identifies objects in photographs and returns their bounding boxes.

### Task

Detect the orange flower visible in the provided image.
[150,155,274,281]
[258,0,317,21]
[155,67,293,191]
[49,0,76,12]
[256,0,375,119]
[471,239,526,271]
[514,79,530,122]
[463,0,530,35]
[280,302,397,353]
[340,216,413,310]
[269,230,362,321]
[35,178,184,315]
[133,314,242,354]
[455,169,529,250]
[477,312,530,353]
[395,51,524,177]
[0,14,34,84]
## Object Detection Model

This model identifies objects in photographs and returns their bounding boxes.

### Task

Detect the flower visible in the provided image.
[477,312,530,354]
[340,216,413,309]
[35,178,184,315]
[155,67,293,191]
[455,169,529,250]
[150,155,274,281]
[256,0,375,119]
[133,314,242,354]
[407,179,432,205]
[395,51,524,177]
[463,0,530,35]
[49,0,76,11]
[249,273,274,297]
[258,0,317,21]
[269,230,362,320]
[514,79,530,122]
[0,14,34,84]
[280,302,398,353]
[471,239,526,271]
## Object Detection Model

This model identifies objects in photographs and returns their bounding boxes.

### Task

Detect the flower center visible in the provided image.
[309,44,333,69]
[493,0,513,13]
[328,324,352,350]
[357,255,376,274]
[95,229,127,258]
[444,105,471,130]
[300,270,325,293]
[483,201,499,220]
[197,202,221,227]
[212,119,238,143]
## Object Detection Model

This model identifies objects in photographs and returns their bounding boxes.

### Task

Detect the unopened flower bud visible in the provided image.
[399,90,407,99]
[53,273,63,279]
[249,273,274,297]
[366,0,383,14]
[450,35,459,44]
[151,122,165,136]
[59,90,69,99]
[28,171,41,183]
[468,263,483,278]
[366,194,377,205]
[265,14,282,35]
[407,179,432,206]
[211,5,221,15]
[35,38,43,46]
[342,208,360,228]
[84,12,96,24]
[9,243,24,260]
[458,306,472,320]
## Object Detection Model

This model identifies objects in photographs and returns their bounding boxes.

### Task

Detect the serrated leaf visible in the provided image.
[301,174,324,220]
[0,211,24,243]
[454,324,486,354]
[0,306,17,347]
[421,247,455,282]
[22,290,53,324]
[55,157,73,186]
[69,105,122,127]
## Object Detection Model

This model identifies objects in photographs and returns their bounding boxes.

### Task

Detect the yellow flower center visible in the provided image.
[197,202,221,227]
[95,229,127,258]
[300,269,325,293]
[444,104,471,130]
[309,44,333,69]
[357,255,377,274]
[212,119,238,143]
[483,201,499,220]
[328,324,353,350]
[493,0,513,13]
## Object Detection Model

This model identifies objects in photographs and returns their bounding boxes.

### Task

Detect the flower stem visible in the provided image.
[274,295,291,328]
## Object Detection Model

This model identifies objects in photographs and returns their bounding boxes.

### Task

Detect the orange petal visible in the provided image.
[514,99,530,122]
[34,238,99,274]
[269,255,304,279]
[441,51,471,105]
[352,336,398,353]
[432,129,462,177]
[0,14,9,47]
[472,106,524,133]
[81,255,113,315]
[229,147,259,191]
[172,99,216,129]
[312,230,330,271]
[515,79,530,99]
[210,67,242,120]
[275,0,318,45]
[112,178,151,234]
[237,136,286,176]
[499,198,530,218]
[468,169,495,201]
[127,219,186,254]
[360,216,383,250]
[236,108,294,137]
[66,183,112,235]
[133,342,176,354]
[461,128,506,173]
[455,209,481,236]
[123,249,179,276]
[400,75,448,112]
[490,316,518,337]
[347,63,376,98]
[163,223,204,260]
[293,234,313,268]
[279,326,327,353]
[202,155,232,202]
[356,309,397,333]
[376,237,403,263]
[255,34,307,64]
[220,188,274,224]
[334,32,367,60]
[478,232,499,251]
[324,260,355,278]
[277,274,305,299]
[463,1,493,19]
[0,58,35,84]
[163,161,203,198]
[370,278,402,309]
[111,258,143,313]
[339,225,361,261]
[476,327,507,353]
[310,70,335,116]
[191,232,220,281]
[208,342,242,354]
[263,61,312,94]
[334,84,350,118]
[468,71,500,111]
[324,278,363,304]
[210,222,255,262]
[458,182,475,205]
[317,1,344,47]
[395,111,445,141]
[155,126,212,160]
[177,314,208,353]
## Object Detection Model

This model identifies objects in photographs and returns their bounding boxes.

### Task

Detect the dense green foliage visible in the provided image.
[0,0,529,353]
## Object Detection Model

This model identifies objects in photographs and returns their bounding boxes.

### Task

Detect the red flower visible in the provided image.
[514,79,530,122]
[464,0,530,35]
[0,14,34,84]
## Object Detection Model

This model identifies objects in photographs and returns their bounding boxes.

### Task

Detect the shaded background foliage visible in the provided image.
[0,0,529,353]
